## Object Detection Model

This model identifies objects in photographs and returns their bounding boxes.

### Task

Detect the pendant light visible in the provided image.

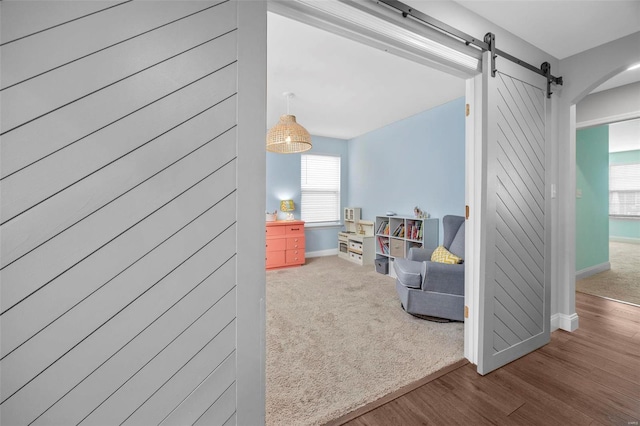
[266,92,312,154]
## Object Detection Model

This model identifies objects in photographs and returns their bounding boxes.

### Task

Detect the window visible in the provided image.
[610,163,640,217]
[301,154,341,223]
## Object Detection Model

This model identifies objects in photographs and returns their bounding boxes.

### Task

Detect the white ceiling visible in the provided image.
[267,12,465,140]
[592,65,640,93]
[267,1,640,140]
[454,0,640,60]
[610,118,640,153]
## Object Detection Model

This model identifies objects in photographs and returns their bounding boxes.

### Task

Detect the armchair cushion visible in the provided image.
[422,262,465,295]
[394,258,422,288]
[430,245,463,264]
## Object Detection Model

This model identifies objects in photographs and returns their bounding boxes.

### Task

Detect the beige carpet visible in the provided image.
[266,256,464,426]
[576,241,640,305]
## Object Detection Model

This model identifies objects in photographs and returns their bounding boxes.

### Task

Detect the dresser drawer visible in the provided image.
[349,241,363,252]
[265,221,305,270]
[266,226,286,237]
[286,236,305,249]
[266,238,286,251]
[266,250,285,267]
[286,249,305,265]
[349,251,363,263]
[285,224,304,235]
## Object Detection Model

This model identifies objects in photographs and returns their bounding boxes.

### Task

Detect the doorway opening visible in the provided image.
[575,112,640,306]
[264,7,476,426]
[572,65,640,309]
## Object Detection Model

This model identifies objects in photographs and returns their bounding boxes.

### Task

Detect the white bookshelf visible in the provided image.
[374,215,439,277]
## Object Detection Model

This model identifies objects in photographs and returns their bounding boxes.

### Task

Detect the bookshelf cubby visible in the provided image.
[374,215,439,277]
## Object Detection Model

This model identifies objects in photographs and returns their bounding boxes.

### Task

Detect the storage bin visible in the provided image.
[375,258,389,274]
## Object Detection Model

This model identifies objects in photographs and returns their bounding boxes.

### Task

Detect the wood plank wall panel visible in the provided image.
[0,1,222,90]
[119,316,236,425]
[1,203,237,410]
[2,3,233,132]
[223,413,238,426]
[1,95,237,271]
[1,127,237,312]
[161,356,237,425]
[193,382,238,426]
[1,4,235,179]
[1,1,124,43]
[1,162,236,359]
[0,1,239,424]
[1,36,237,220]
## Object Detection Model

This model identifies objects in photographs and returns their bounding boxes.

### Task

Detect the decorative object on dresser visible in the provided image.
[338,208,375,265]
[266,210,277,222]
[280,199,295,220]
[374,214,439,278]
[266,220,305,270]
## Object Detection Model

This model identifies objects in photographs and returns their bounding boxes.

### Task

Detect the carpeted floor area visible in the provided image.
[576,241,640,305]
[266,256,464,426]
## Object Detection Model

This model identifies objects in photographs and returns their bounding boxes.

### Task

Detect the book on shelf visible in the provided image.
[376,220,389,235]
[405,221,422,240]
[392,223,404,237]
[413,222,422,240]
[377,236,389,255]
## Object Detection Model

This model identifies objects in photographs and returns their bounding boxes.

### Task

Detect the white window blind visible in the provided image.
[301,154,341,223]
[610,163,640,216]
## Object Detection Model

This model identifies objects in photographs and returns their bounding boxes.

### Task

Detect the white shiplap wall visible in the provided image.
[0,1,264,424]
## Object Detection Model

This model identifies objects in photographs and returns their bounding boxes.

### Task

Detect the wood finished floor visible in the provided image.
[338,292,640,426]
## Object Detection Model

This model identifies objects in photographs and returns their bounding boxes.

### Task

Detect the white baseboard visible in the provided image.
[306,248,338,258]
[610,237,640,244]
[576,262,610,280]
[552,313,579,332]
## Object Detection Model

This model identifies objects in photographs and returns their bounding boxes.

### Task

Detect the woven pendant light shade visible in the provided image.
[266,114,312,154]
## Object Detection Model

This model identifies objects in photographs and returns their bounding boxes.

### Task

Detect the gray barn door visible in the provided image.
[0,1,266,424]
[477,55,551,375]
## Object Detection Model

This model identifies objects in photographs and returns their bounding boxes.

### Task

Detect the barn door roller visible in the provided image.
[484,32,563,98]
[377,0,563,98]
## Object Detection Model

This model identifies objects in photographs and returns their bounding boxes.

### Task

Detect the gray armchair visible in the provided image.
[394,215,465,321]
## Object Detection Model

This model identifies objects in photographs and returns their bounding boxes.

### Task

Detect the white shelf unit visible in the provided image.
[344,207,361,223]
[374,215,439,277]
[338,208,375,265]
[340,231,375,265]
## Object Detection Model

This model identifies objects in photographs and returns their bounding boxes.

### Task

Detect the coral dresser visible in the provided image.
[266,220,305,270]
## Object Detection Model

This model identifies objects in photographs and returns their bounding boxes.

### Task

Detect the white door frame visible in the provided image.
[464,74,483,363]
[267,2,483,364]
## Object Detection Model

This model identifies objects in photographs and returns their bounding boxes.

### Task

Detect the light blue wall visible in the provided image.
[575,125,609,271]
[347,97,466,243]
[266,135,348,254]
[266,98,467,253]
[610,149,640,242]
